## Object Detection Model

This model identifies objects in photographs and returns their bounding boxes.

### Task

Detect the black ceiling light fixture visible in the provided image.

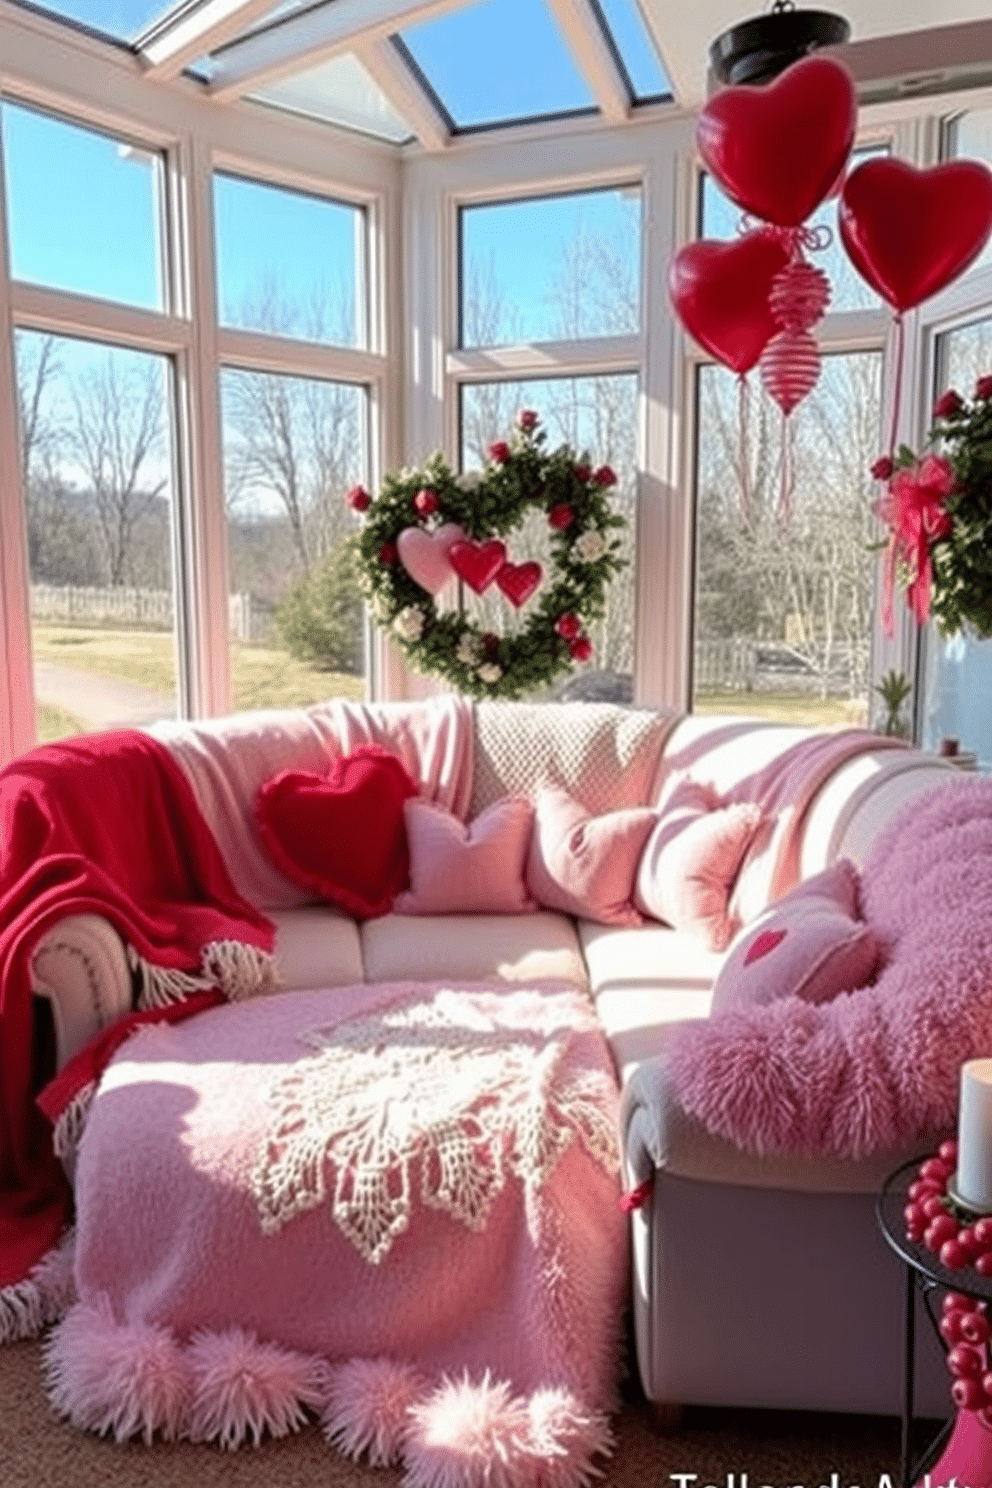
[709,0,850,88]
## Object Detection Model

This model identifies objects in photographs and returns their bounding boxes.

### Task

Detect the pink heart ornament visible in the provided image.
[396,523,466,595]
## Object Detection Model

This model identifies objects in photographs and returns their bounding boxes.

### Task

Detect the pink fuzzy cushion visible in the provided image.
[525,785,657,928]
[255,746,418,919]
[633,779,764,950]
[711,859,881,1012]
[393,797,536,915]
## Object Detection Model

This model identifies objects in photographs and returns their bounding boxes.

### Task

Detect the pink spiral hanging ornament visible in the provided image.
[760,250,831,516]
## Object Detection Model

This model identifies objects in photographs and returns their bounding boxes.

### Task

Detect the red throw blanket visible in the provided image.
[0,730,275,1290]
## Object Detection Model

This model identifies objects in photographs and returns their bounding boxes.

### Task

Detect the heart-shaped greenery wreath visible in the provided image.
[351,413,628,699]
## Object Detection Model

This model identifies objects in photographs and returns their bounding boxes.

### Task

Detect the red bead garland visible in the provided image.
[904,1140,992,1277]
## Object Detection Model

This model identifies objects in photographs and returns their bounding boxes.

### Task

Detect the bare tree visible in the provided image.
[69,353,168,588]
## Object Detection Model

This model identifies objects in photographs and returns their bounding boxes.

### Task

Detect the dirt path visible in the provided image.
[33,661,174,731]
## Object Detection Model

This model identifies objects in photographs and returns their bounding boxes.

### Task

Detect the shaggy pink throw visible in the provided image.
[663,775,988,1159]
[45,979,627,1487]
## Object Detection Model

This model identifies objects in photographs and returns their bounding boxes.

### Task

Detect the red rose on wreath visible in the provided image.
[934,389,964,419]
[488,441,511,465]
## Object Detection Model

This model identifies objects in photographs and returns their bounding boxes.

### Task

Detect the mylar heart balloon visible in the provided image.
[449,539,507,594]
[396,522,466,595]
[697,55,856,228]
[839,157,992,312]
[496,560,542,608]
[669,230,791,374]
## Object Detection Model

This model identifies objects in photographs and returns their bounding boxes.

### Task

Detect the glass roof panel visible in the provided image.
[591,0,669,101]
[396,0,596,131]
[11,0,172,42]
[248,54,414,143]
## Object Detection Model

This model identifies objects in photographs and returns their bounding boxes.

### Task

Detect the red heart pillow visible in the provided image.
[255,746,418,919]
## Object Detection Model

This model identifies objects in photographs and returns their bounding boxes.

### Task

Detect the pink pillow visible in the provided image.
[255,745,417,919]
[393,796,536,915]
[711,859,880,1012]
[525,785,657,927]
[634,779,763,950]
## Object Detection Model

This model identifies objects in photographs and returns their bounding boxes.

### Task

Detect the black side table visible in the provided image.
[877,1157,992,1488]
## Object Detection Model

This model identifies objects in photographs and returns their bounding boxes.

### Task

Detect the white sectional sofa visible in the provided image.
[29,696,964,1420]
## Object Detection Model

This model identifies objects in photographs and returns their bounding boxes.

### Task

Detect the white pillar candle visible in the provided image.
[957,1059,992,1212]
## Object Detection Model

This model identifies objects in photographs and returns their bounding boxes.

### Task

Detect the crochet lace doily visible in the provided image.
[251,987,620,1265]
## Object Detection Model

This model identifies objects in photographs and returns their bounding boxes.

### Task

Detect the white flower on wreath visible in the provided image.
[394,606,425,642]
[574,528,607,563]
[456,633,481,665]
[477,663,502,685]
[456,469,483,492]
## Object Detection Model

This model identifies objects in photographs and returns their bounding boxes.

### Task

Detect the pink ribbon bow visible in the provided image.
[876,454,955,634]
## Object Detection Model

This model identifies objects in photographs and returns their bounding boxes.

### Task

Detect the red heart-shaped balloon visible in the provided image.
[697,55,856,228]
[839,157,992,313]
[669,230,791,374]
[449,539,507,594]
[496,560,542,608]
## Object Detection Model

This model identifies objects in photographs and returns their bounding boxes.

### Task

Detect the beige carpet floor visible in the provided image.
[0,1335,925,1488]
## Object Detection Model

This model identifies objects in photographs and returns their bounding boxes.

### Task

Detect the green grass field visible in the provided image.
[32,623,366,738]
[31,625,868,737]
[694,690,868,729]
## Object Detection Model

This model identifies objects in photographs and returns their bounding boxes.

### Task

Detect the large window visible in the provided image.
[221,368,369,709]
[214,174,367,348]
[460,185,641,346]
[921,313,992,767]
[692,352,882,726]
[15,332,179,741]
[449,182,642,701]
[460,373,637,698]
[2,103,165,310]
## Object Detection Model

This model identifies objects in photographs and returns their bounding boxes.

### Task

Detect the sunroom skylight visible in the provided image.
[396,0,596,130]
[248,54,415,144]
[590,0,669,101]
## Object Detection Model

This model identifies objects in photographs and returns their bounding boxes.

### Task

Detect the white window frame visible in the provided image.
[0,0,401,763]
[402,112,695,708]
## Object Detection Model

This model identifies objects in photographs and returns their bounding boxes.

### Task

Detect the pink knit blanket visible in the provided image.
[46,980,627,1487]
[661,775,989,1160]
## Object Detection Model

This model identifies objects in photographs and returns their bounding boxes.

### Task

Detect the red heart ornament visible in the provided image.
[449,539,507,594]
[697,55,856,228]
[744,927,788,967]
[255,745,417,918]
[669,230,791,374]
[839,157,992,313]
[496,560,542,608]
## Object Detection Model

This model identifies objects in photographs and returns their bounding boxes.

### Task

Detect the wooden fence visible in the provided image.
[30,584,264,643]
[694,637,868,696]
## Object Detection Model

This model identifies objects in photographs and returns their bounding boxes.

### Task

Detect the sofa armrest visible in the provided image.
[31,914,134,1071]
[619,1048,943,1196]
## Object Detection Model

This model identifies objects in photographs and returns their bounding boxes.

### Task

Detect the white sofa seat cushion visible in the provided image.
[361,910,588,990]
[31,914,133,1070]
[578,920,721,1083]
[268,907,364,992]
